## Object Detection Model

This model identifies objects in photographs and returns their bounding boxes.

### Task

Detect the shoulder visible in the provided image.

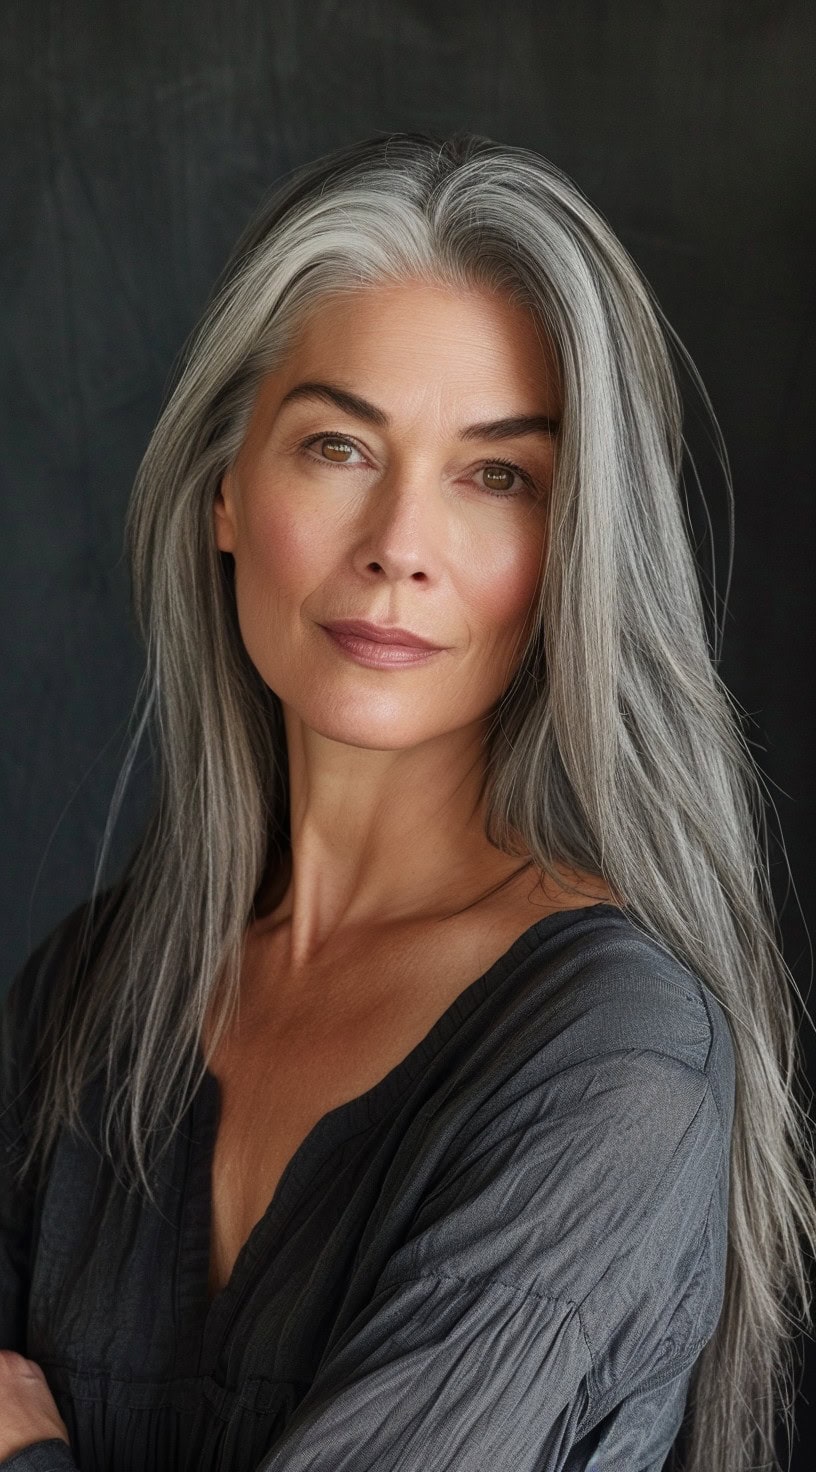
[393,907,735,1386]
[503,903,735,1133]
[429,903,736,1269]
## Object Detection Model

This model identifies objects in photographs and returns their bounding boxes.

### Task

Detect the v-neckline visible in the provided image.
[176,901,623,1376]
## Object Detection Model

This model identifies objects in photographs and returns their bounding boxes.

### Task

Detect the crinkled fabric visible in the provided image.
[0,897,734,1471]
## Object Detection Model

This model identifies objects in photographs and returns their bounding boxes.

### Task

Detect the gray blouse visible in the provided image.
[0,893,734,1471]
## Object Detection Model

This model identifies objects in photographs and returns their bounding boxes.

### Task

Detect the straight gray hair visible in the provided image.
[11,130,815,1472]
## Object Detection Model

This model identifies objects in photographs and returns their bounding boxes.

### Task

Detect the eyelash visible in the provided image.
[295,431,540,499]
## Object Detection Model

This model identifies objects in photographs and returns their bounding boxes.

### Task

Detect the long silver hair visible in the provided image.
[11,130,815,1472]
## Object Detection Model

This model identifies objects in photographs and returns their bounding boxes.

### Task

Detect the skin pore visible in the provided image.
[206,277,614,1299]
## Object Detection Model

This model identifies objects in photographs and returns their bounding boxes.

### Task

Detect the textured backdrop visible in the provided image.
[1,2,814,1457]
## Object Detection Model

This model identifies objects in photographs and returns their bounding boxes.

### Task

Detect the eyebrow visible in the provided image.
[277,380,561,440]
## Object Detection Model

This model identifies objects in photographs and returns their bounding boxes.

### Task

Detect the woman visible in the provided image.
[0,129,813,1472]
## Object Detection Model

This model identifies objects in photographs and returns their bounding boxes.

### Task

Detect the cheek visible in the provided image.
[238,489,326,597]
[230,493,326,691]
[464,521,545,641]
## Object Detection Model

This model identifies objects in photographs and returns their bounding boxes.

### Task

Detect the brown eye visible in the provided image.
[297,432,367,467]
[297,433,536,500]
[319,436,355,462]
[482,465,516,494]
[478,459,535,499]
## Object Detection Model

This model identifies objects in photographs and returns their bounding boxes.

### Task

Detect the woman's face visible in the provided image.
[213,278,561,752]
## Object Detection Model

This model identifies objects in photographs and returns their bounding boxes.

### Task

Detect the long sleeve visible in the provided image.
[0,932,55,1354]
[0,921,85,1472]
[0,1446,78,1472]
[1,898,110,1356]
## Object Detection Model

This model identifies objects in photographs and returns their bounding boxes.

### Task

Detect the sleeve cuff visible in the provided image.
[0,1441,79,1471]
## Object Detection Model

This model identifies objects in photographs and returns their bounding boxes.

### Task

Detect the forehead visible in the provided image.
[275,279,562,412]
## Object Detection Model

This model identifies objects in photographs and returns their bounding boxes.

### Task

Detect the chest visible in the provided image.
[202,912,536,1303]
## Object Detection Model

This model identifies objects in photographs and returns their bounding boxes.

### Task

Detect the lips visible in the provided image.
[321,619,443,650]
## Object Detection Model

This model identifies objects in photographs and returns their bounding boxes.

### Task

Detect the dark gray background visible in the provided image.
[1,1,813,1461]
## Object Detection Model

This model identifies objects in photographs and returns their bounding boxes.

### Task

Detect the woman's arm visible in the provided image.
[0,925,82,1468]
[0,953,43,1357]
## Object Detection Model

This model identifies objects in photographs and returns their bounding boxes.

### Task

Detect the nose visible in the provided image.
[352,468,446,585]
